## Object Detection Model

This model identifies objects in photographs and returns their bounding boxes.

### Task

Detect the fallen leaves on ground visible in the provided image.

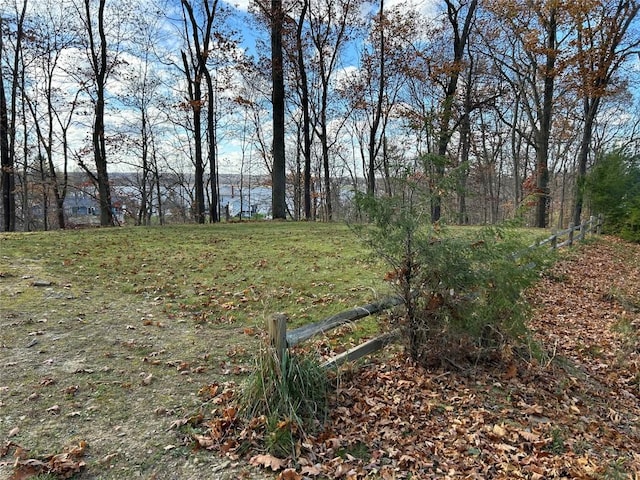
[3,440,87,479]
[194,237,640,478]
[250,454,287,471]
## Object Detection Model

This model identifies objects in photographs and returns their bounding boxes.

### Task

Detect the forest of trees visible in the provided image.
[1,0,639,231]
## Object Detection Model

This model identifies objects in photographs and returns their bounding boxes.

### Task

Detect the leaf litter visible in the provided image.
[195,238,640,479]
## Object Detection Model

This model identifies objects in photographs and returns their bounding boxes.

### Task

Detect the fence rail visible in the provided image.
[268,214,604,369]
[535,215,603,250]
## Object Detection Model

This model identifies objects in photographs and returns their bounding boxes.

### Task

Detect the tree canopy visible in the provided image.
[0,0,639,230]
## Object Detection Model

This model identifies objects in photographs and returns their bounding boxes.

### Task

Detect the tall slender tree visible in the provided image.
[271,0,287,219]
[430,0,477,223]
[0,1,27,231]
[484,0,565,228]
[180,0,218,223]
[120,6,166,226]
[0,16,13,231]
[308,0,361,220]
[366,0,385,196]
[23,0,81,229]
[75,0,116,226]
[571,0,640,225]
[293,0,312,219]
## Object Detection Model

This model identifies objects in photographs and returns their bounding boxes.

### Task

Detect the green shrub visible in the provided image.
[585,150,640,242]
[239,348,329,456]
[353,169,546,367]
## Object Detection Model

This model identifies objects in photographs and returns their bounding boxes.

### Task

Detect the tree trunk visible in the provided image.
[192,90,205,224]
[0,52,13,232]
[181,0,219,225]
[573,93,599,226]
[534,8,557,229]
[458,52,473,225]
[85,0,114,227]
[0,4,26,232]
[139,109,149,226]
[94,75,114,226]
[511,100,522,207]
[180,46,206,224]
[432,0,477,223]
[367,0,385,197]
[271,0,287,219]
[204,69,219,223]
[320,122,332,220]
[295,0,312,220]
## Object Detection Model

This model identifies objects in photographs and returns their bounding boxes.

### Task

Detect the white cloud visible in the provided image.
[227,0,252,12]
[363,0,439,19]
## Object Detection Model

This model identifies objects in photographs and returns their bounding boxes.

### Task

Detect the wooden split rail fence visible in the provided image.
[535,215,603,250]
[268,214,604,369]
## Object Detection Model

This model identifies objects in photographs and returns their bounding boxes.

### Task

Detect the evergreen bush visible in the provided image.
[585,151,640,242]
[353,167,546,367]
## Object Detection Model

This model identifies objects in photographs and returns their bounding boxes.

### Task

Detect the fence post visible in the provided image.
[579,220,587,242]
[589,216,594,236]
[551,229,557,249]
[268,313,288,369]
[597,214,603,234]
[568,222,575,246]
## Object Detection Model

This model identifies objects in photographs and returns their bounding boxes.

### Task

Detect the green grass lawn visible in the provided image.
[2,222,390,325]
[0,222,393,479]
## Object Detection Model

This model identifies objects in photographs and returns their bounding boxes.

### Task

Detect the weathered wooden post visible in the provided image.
[550,229,558,249]
[579,219,587,242]
[588,216,595,236]
[568,222,575,246]
[597,214,603,235]
[268,313,288,371]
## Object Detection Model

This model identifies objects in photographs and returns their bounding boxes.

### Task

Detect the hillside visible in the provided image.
[1,227,638,479]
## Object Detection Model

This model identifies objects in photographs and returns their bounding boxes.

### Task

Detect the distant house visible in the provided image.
[66,191,99,217]
[64,188,125,225]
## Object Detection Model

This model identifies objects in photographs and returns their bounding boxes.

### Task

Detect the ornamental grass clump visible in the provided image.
[239,347,330,457]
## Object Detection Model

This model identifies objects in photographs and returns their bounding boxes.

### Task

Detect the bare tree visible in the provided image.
[0,1,27,231]
[349,4,419,197]
[307,0,362,220]
[73,0,123,226]
[483,0,566,228]
[271,0,287,219]
[22,0,82,229]
[292,0,313,219]
[571,0,640,224]
[430,0,477,223]
[180,0,215,223]
[179,0,234,223]
[119,7,166,226]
